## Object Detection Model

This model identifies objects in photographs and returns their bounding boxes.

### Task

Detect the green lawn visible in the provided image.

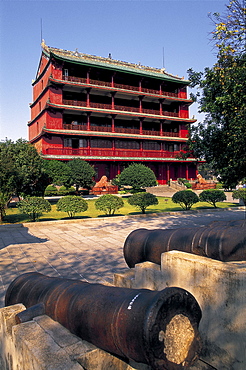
[3,196,237,224]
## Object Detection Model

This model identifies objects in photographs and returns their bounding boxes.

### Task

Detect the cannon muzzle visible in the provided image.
[124,220,246,268]
[5,272,202,369]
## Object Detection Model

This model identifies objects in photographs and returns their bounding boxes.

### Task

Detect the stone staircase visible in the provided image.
[145,185,176,197]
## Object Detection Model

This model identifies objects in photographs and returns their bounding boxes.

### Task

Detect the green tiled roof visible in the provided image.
[42,42,189,84]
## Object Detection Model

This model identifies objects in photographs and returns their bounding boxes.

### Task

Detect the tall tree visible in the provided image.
[187,0,246,189]
[43,160,73,188]
[0,140,17,221]
[0,139,49,197]
[67,159,96,191]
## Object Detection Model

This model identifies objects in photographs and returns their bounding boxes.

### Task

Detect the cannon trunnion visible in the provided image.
[123,220,246,268]
[5,272,202,369]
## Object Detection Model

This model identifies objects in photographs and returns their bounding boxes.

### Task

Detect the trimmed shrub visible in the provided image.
[58,185,76,196]
[216,183,223,189]
[95,194,124,215]
[184,182,192,189]
[178,178,192,188]
[232,189,246,205]
[17,197,51,222]
[172,190,199,210]
[128,192,158,214]
[115,163,157,191]
[129,188,146,194]
[199,189,226,208]
[44,185,58,197]
[56,195,88,218]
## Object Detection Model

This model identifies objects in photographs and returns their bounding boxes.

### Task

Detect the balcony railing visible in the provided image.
[62,99,179,118]
[44,147,183,158]
[62,124,179,137]
[62,75,179,98]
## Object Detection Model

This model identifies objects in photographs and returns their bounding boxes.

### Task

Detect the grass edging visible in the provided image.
[0,205,244,229]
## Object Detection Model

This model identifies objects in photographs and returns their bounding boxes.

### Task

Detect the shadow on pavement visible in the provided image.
[0,225,48,249]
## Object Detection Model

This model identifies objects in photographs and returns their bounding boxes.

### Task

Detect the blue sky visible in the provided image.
[0,0,227,141]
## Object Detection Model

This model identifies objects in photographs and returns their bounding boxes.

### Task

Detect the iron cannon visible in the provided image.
[124,220,246,268]
[5,272,202,369]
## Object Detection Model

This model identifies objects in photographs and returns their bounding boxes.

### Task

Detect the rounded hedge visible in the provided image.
[128,192,158,214]
[95,194,124,215]
[172,190,199,210]
[56,195,88,218]
[17,197,51,222]
[199,189,226,208]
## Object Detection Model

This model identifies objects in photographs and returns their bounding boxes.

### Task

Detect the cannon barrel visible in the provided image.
[124,220,246,268]
[5,272,201,369]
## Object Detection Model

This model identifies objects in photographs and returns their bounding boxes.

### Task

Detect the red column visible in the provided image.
[86,69,90,84]
[159,99,163,115]
[186,164,189,180]
[139,79,142,92]
[86,89,90,107]
[111,92,116,110]
[140,118,143,134]
[139,96,143,113]
[87,112,91,131]
[111,73,115,88]
[111,115,116,132]
[87,138,91,156]
[167,164,170,182]
[160,120,163,136]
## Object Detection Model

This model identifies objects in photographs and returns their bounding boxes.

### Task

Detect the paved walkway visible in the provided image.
[0,207,245,308]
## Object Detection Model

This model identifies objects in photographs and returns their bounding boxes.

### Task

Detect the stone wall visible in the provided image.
[114,252,246,370]
[0,303,149,370]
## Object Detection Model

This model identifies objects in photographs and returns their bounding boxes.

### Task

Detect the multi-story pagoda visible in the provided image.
[29,41,198,183]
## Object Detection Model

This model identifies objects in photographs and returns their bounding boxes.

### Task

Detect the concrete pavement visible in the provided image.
[0,207,245,308]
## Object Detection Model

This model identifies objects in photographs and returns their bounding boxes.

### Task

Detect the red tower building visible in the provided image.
[29,42,198,183]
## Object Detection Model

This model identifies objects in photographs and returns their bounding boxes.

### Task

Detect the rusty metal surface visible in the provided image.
[5,272,202,369]
[124,220,246,268]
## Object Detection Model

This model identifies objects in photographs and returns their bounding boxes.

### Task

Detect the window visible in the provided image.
[65,138,87,148]
[142,141,160,150]
[64,138,72,147]
[115,140,140,150]
[79,139,87,147]
[91,138,112,148]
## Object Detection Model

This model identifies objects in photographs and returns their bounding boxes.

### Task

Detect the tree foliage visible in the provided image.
[116,163,157,190]
[56,195,88,218]
[67,159,96,191]
[232,188,246,203]
[199,189,226,208]
[0,140,17,221]
[17,197,51,222]
[95,194,124,215]
[209,0,246,58]
[128,192,158,214]
[0,139,49,220]
[187,0,246,189]
[0,139,49,196]
[172,190,199,210]
[43,160,73,188]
